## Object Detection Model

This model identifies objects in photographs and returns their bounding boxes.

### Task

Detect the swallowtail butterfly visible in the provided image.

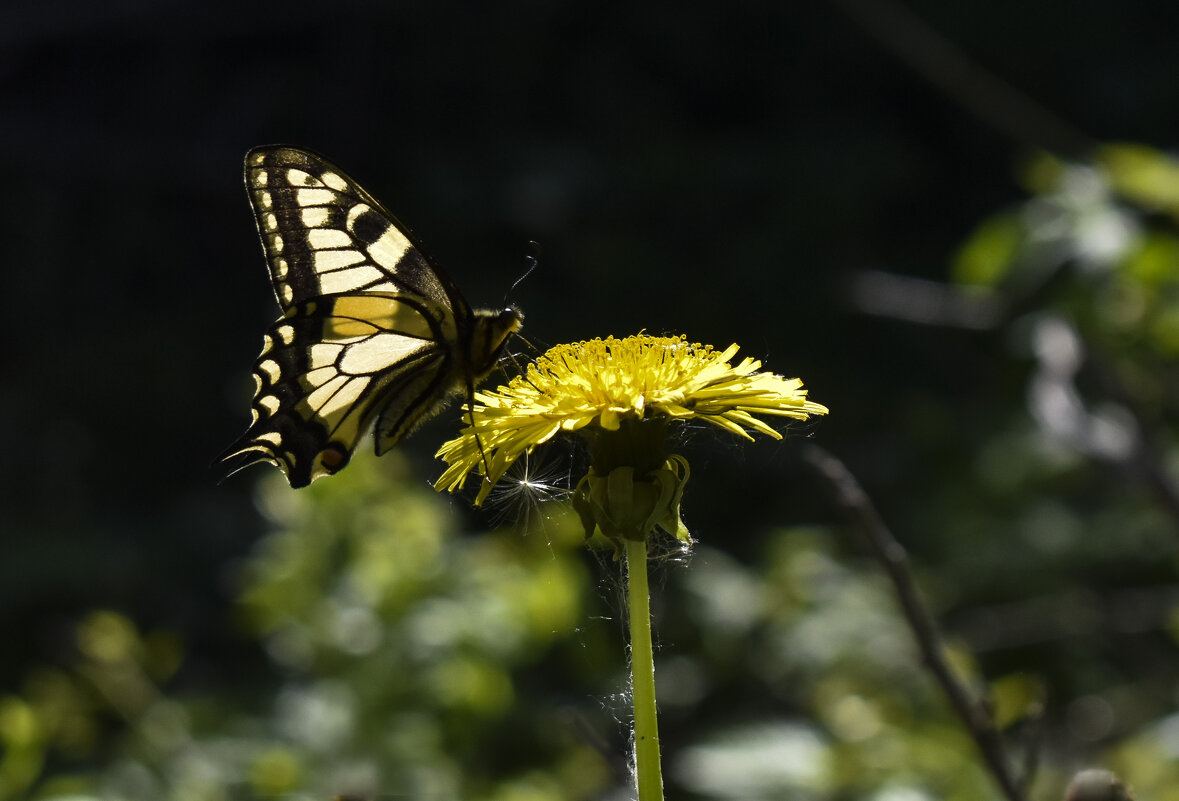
[220,146,523,487]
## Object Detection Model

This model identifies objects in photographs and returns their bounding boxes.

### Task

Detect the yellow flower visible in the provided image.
[436,334,828,518]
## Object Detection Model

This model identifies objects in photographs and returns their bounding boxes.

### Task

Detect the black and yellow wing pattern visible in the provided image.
[220,146,523,487]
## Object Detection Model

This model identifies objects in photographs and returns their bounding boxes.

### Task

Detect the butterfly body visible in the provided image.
[220,146,522,487]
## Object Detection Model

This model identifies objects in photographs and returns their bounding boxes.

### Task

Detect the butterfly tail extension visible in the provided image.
[216,440,317,489]
[217,411,349,488]
[217,299,396,487]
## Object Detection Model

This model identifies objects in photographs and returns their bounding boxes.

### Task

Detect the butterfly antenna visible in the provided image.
[505,240,541,304]
[512,330,539,353]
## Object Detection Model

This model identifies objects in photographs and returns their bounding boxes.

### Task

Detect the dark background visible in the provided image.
[4,0,1179,795]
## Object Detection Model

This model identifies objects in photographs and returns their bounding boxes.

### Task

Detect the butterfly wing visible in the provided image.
[220,292,458,486]
[223,147,457,486]
[244,146,467,314]
[220,147,522,487]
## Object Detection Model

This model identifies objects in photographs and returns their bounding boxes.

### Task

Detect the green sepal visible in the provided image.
[571,455,692,554]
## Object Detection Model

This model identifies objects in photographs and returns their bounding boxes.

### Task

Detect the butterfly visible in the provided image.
[219,146,524,487]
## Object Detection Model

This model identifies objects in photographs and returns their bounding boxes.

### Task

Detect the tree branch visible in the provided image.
[804,444,1027,801]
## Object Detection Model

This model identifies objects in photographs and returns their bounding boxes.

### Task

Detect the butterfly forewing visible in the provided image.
[244,148,458,311]
[220,146,523,487]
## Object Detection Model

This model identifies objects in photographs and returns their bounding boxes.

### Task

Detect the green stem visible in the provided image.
[625,537,664,801]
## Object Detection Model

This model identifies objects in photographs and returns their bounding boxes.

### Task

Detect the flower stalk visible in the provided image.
[626,536,663,801]
[435,333,828,799]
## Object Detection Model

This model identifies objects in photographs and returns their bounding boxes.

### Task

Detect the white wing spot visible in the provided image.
[265,212,278,231]
[304,375,347,414]
[305,374,366,418]
[296,188,338,207]
[340,332,427,375]
[286,168,321,187]
[274,257,289,280]
[320,171,349,192]
[258,395,281,415]
[320,265,385,294]
[366,227,411,271]
[301,207,330,228]
[308,229,352,250]
[312,249,366,272]
[255,170,268,187]
[280,284,294,304]
[276,325,295,345]
[302,365,337,388]
[310,342,343,370]
[258,190,272,209]
[312,376,367,423]
[270,234,284,253]
[258,359,282,383]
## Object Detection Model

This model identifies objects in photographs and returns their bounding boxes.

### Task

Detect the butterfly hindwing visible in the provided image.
[220,293,454,486]
[220,146,523,487]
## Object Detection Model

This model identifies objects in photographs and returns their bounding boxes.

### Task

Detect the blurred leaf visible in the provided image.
[988,673,1045,730]
[1100,143,1179,222]
[951,212,1023,288]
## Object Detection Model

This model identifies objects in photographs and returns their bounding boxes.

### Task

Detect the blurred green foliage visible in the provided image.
[4,453,616,801]
[7,143,1179,800]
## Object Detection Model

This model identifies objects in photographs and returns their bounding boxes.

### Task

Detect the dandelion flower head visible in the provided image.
[436,334,828,505]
